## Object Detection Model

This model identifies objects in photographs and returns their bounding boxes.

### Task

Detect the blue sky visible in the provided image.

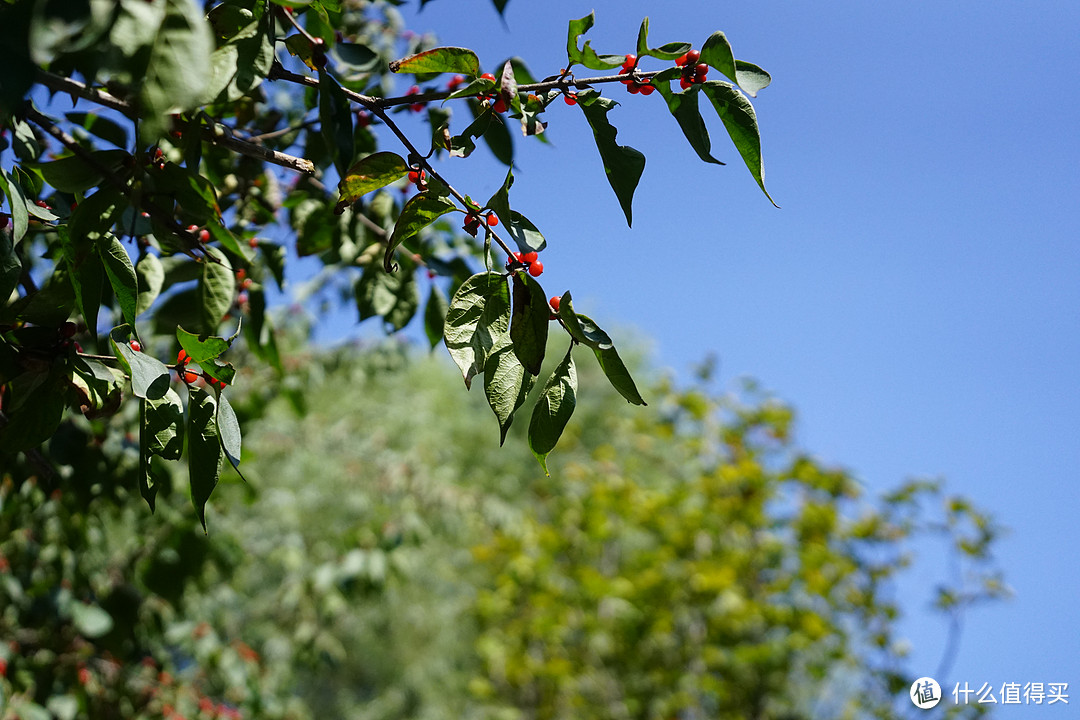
[369,0,1079,714]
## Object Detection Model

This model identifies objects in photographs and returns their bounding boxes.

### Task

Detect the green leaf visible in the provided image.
[566,11,624,70]
[318,69,355,176]
[593,345,646,406]
[57,226,103,341]
[152,161,221,224]
[0,367,66,453]
[141,0,214,138]
[136,252,164,317]
[0,225,21,303]
[735,60,771,98]
[484,334,536,444]
[651,79,723,165]
[555,292,612,349]
[97,235,139,328]
[68,185,123,245]
[390,46,480,75]
[187,386,221,531]
[700,31,738,86]
[145,389,184,461]
[528,343,577,475]
[385,192,456,271]
[111,326,170,400]
[443,271,510,389]
[481,109,513,166]
[176,325,234,363]
[509,271,548,376]
[506,211,546,254]
[0,166,30,243]
[29,149,131,193]
[485,167,514,227]
[424,283,448,350]
[701,82,778,207]
[636,17,691,61]
[216,390,243,477]
[577,92,646,227]
[198,246,234,333]
[202,0,273,104]
[334,152,409,212]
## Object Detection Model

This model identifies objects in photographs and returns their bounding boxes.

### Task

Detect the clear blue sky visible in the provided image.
[357,0,1078,714]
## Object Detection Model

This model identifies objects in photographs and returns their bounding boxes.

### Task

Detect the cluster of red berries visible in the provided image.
[619,55,656,95]
[476,73,509,113]
[463,211,499,237]
[186,224,210,244]
[508,250,544,277]
[176,349,227,390]
[676,49,707,89]
[236,268,253,291]
[406,168,427,191]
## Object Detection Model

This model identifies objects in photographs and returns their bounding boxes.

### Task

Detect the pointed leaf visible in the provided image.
[187,387,221,531]
[509,271,548,375]
[651,80,723,165]
[97,235,139,328]
[1,166,30,243]
[176,325,234,363]
[635,17,691,61]
[578,92,646,226]
[700,31,738,85]
[385,192,456,271]
[424,283,448,349]
[335,152,409,211]
[198,247,234,333]
[528,344,577,475]
[390,47,480,75]
[58,226,103,340]
[216,390,243,476]
[702,82,777,206]
[110,327,170,400]
[484,334,536,444]
[318,69,355,176]
[443,271,510,389]
[594,346,646,406]
[506,211,546,253]
[485,167,514,227]
[141,0,214,138]
[555,292,613,350]
[30,149,131,193]
[566,12,624,70]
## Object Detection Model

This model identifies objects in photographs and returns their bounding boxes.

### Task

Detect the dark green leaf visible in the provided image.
[355,264,420,331]
[0,367,66,453]
[484,334,536,444]
[423,283,448,349]
[187,386,221,531]
[578,92,646,227]
[334,152,409,211]
[651,80,723,165]
[528,343,577,475]
[145,388,184,460]
[202,1,273,103]
[485,167,514,227]
[509,271,548,375]
[57,226,103,340]
[390,46,480,75]
[97,235,139,328]
[65,112,130,148]
[701,82,778,206]
[29,149,131,194]
[318,69,355,176]
[335,41,380,71]
[68,186,123,245]
[140,0,214,138]
[198,247,234,333]
[152,162,221,224]
[566,11,624,70]
[0,227,20,303]
[506,211,546,254]
[443,271,510,389]
[0,166,30,243]
[385,192,456,271]
[555,292,612,349]
[593,345,646,406]
[481,110,513,166]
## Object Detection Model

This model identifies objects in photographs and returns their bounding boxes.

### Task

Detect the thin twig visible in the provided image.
[34,70,314,175]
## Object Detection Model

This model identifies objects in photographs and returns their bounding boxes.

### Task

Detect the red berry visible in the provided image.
[486,213,499,227]
[407,170,420,184]
[492,96,507,113]
[241,278,252,290]
[694,63,708,80]
[249,236,259,249]
[627,82,640,94]
[236,268,246,280]
[183,369,199,384]
[621,54,637,71]
[563,93,577,105]
[447,74,466,90]
[480,73,496,82]
[177,349,189,365]
[60,321,77,338]
[640,84,655,95]
[522,251,538,264]
[680,77,692,90]
[676,53,688,67]
[549,296,561,312]
[356,110,372,127]
[198,229,210,243]
[686,49,701,65]
[527,260,544,277]
[130,340,142,352]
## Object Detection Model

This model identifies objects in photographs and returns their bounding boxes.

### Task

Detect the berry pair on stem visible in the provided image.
[676,49,708,89]
[463,211,498,237]
[176,349,226,389]
[477,73,508,113]
[187,224,210,244]
[406,168,427,191]
[508,250,544,277]
[619,54,655,95]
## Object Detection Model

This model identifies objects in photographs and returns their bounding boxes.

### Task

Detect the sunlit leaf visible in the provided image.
[390,46,480,76]
[188,386,221,531]
[701,82,778,206]
[528,343,577,475]
[443,271,510,389]
[335,152,409,211]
